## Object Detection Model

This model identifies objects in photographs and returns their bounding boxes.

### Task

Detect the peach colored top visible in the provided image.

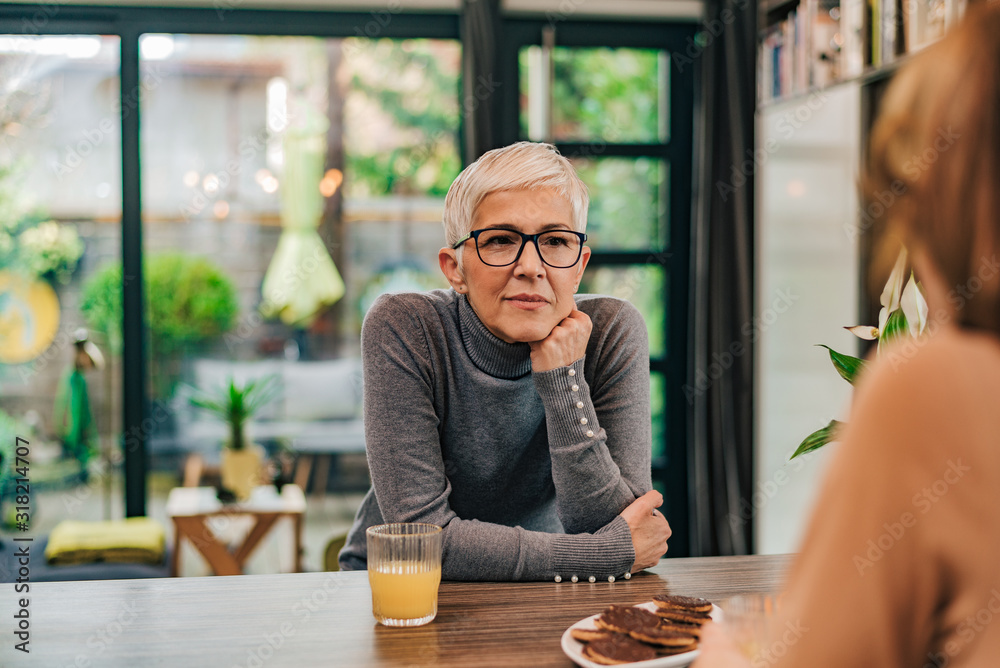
[769,325,1000,666]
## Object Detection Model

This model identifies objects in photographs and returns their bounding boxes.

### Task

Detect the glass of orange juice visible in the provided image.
[366,523,443,627]
[719,593,783,661]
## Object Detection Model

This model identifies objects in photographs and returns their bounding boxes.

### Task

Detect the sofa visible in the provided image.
[172,357,366,463]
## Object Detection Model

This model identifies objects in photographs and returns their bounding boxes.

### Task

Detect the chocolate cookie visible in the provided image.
[652,594,714,613]
[656,643,699,656]
[657,620,705,638]
[595,605,661,634]
[654,608,713,625]
[628,625,698,648]
[570,627,616,643]
[582,635,658,665]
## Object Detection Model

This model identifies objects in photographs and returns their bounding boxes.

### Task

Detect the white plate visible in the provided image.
[561,601,722,668]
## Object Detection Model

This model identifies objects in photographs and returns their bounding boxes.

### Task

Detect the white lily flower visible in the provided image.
[900,271,929,336]
[878,249,908,334]
[845,325,879,340]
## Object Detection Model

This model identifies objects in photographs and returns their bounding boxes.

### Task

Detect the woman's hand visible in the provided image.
[690,621,752,668]
[620,490,671,571]
[528,309,593,372]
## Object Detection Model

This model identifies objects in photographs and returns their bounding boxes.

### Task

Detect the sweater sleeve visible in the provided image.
[361,294,635,582]
[532,299,652,533]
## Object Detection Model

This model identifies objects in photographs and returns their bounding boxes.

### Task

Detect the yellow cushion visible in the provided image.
[45,518,166,566]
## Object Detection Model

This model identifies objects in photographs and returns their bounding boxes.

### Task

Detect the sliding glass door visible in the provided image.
[0,35,124,541]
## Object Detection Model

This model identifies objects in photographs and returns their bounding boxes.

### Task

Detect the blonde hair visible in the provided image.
[442,141,589,248]
[864,2,1000,334]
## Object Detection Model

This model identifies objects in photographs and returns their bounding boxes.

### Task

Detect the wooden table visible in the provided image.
[166,484,306,576]
[0,554,792,667]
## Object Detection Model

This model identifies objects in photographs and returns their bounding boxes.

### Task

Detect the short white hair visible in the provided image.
[442,142,589,248]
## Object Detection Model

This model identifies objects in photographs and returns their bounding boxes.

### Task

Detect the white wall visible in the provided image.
[754,83,861,554]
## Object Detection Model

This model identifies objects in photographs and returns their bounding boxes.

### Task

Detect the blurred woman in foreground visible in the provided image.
[696,5,1000,666]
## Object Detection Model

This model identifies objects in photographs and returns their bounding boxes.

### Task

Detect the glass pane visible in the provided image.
[574,157,667,251]
[0,36,123,539]
[519,46,669,143]
[579,265,666,358]
[140,34,459,574]
[650,371,665,460]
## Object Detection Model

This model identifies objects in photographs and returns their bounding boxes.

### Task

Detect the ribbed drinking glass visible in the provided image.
[366,523,443,627]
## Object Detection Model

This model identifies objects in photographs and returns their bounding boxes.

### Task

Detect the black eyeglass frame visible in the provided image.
[451,228,589,268]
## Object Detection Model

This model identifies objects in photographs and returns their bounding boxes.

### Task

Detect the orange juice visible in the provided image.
[369,562,442,625]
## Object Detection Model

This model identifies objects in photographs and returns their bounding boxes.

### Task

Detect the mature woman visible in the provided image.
[339,141,671,580]
[695,7,1000,666]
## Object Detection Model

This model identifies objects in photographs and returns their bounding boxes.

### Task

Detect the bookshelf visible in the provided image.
[753,0,970,555]
[757,0,968,105]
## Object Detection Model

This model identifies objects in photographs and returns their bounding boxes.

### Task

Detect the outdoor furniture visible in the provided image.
[170,358,366,486]
[0,534,170,583]
[291,424,368,498]
[2,553,791,666]
[166,484,306,576]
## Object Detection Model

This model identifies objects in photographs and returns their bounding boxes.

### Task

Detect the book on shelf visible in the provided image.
[759,0,968,104]
[758,0,843,102]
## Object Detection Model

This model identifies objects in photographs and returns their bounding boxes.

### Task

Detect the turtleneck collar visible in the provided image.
[458,293,532,379]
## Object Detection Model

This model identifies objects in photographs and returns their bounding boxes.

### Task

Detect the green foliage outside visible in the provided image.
[575,158,667,252]
[80,253,239,398]
[0,160,83,283]
[518,47,664,142]
[550,47,664,144]
[0,408,21,493]
[342,39,461,198]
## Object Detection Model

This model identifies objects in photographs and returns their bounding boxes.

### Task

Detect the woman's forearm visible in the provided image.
[534,301,653,534]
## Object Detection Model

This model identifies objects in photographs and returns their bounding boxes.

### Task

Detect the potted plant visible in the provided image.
[188,375,279,500]
[791,249,928,459]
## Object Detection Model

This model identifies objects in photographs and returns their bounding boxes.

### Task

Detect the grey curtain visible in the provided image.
[688,0,756,556]
[461,0,502,163]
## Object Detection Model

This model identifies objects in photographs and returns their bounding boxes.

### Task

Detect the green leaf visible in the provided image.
[878,308,909,354]
[791,419,843,460]
[817,345,867,385]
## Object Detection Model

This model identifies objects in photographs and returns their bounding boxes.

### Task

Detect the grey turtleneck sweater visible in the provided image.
[338,289,652,581]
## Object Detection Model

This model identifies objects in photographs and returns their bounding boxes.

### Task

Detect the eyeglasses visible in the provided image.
[452,228,588,268]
